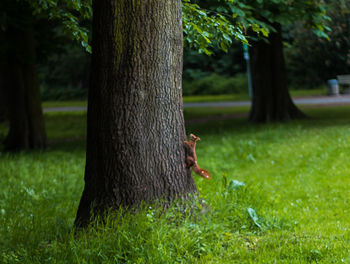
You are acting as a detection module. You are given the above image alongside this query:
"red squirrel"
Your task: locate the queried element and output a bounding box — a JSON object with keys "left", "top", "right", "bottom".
{"left": 184, "top": 134, "right": 211, "bottom": 180}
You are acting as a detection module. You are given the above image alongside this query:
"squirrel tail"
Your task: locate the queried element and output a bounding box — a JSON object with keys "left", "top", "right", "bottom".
{"left": 192, "top": 164, "right": 211, "bottom": 180}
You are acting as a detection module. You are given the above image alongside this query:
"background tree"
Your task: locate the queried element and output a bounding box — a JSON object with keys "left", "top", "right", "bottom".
{"left": 0, "top": 0, "right": 91, "bottom": 150}
{"left": 244, "top": 0, "right": 330, "bottom": 122}
{"left": 0, "top": 65, "right": 8, "bottom": 123}
{"left": 248, "top": 22, "right": 306, "bottom": 122}
{"left": 0, "top": 1, "right": 47, "bottom": 150}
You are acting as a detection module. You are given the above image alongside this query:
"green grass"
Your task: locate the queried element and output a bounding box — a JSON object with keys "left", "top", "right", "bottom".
{"left": 184, "top": 106, "right": 249, "bottom": 121}
{"left": 182, "top": 89, "right": 325, "bottom": 103}
{"left": 1, "top": 105, "right": 350, "bottom": 263}
{"left": 290, "top": 88, "right": 326, "bottom": 97}
{"left": 183, "top": 94, "right": 251, "bottom": 103}
{"left": 41, "top": 88, "right": 326, "bottom": 107}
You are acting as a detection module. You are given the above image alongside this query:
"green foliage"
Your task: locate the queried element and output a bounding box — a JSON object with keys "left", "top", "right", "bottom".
{"left": 2, "top": 0, "right": 331, "bottom": 57}
{"left": 182, "top": 0, "right": 269, "bottom": 54}
{"left": 285, "top": 1, "right": 350, "bottom": 89}
{"left": 182, "top": 44, "right": 247, "bottom": 98}
{"left": 41, "top": 86, "right": 87, "bottom": 101}
{"left": 39, "top": 43, "right": 90, "bottom": 100}
{"left": 183, "top": 45, "right": 245, "bottom": 81}
{"left": 243, "top": 0, "right": 330, "bottom": 28}
{"left": 247, "top": 0, "right": 330, "bottom": 37}
{"left": 183, "top": 73, "right": 248, "bottom": 96}
{"left": 182, "top": 0, "right": 331, "bottom": 55}
{"left": 11, "top": 0, "right": 92, "bottom": 52}
{"left": 6, "top": 0, "right": 263, "bottom": 55}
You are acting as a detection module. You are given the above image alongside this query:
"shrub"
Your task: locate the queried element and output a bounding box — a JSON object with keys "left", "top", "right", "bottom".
{"left": 41, "top": 85, "right": 88, "bottom": 101}
{"left": 183, "top": 73, "right": 248, "bottom": 96}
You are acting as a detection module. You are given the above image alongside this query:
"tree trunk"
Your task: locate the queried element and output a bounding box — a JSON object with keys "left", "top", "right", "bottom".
{"left": 248, "top": 23, "right": 306, "bottom": 123}
{"left": 0, "top": 66, "right": 8, "bottom": 122}
{"left": 75, "top": 0, "right": 197, "bottom": 227}
{"left": 3, "top": 26, "right": 47, "bottom": 150}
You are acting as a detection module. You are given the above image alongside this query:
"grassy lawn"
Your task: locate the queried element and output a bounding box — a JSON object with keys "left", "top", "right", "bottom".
{"left": 183, "top": 88, "right": 326, "bottom": 103}
{"left": 183, "top": 93, "right": 251, "bottom": 103}
{"left": 290, "top": 88, "right": 326, "bottom": 97}
{"left": 183, "top": 89, "right": 326, "bottom": 103}
{"left": 1, "top": 105, "right": 350, "bottom": 263}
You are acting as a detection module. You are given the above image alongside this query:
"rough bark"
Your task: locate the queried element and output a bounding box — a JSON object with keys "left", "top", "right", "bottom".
{"left": 3, "top": 26, "right": 47, "bottom": 150}
{"left": 248, "top": 23, "right": 306, "bottom": 123}
{"left": 75, "top": 0, "right": 196, "bottom": 227}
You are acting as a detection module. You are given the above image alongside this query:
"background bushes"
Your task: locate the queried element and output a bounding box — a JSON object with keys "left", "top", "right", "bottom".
{"left": 183, "top": 73, "right": 248, "bottom": 96}
{"left": 38, "top": 5, "right": 350, "bottom": 101}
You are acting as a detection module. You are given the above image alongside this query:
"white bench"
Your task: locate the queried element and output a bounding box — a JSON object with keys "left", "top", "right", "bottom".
{"left": 337, "top": 75, "right": 350, "bottom": 94}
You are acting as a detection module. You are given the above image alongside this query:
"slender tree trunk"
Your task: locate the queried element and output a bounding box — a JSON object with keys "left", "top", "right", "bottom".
{"left": 75, "top": 0, "right": 196, "bottom": 227}
{"left": 3, "top": 26, "right": 46, "bottom": 150}
{"left": 248, "top": 23, "right": 306, "bottom": 123}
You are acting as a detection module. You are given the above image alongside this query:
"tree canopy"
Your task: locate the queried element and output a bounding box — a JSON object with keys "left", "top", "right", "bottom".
{"left": 1, "top": 0, "right": 268, "bottom": 54}
{"left": 0, "top": 0, "right": 92, "bottom": 52}
{"left": 1, "top": 0, "right": 332, "bottom": 55}
{"left": 182, "top": 0, "right": 331, "bottom": 56}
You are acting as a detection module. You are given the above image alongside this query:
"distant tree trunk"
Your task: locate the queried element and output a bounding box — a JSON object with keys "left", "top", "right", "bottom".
{"left": 3, "top": 26, "right": 46, "bottom": 150}
{"left": 75, "top": 0, "right": 196, "bottom": 227}
{"left": 248, "top": 23, "right": 306, "bottom": 122}
{"left": 0, "top": 67, "right": 8, "bottom": 122}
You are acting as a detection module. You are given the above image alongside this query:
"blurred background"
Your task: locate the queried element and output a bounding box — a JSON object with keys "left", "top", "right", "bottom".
{"left": 33, "top": 5, "right": 349, "bottom": 101}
